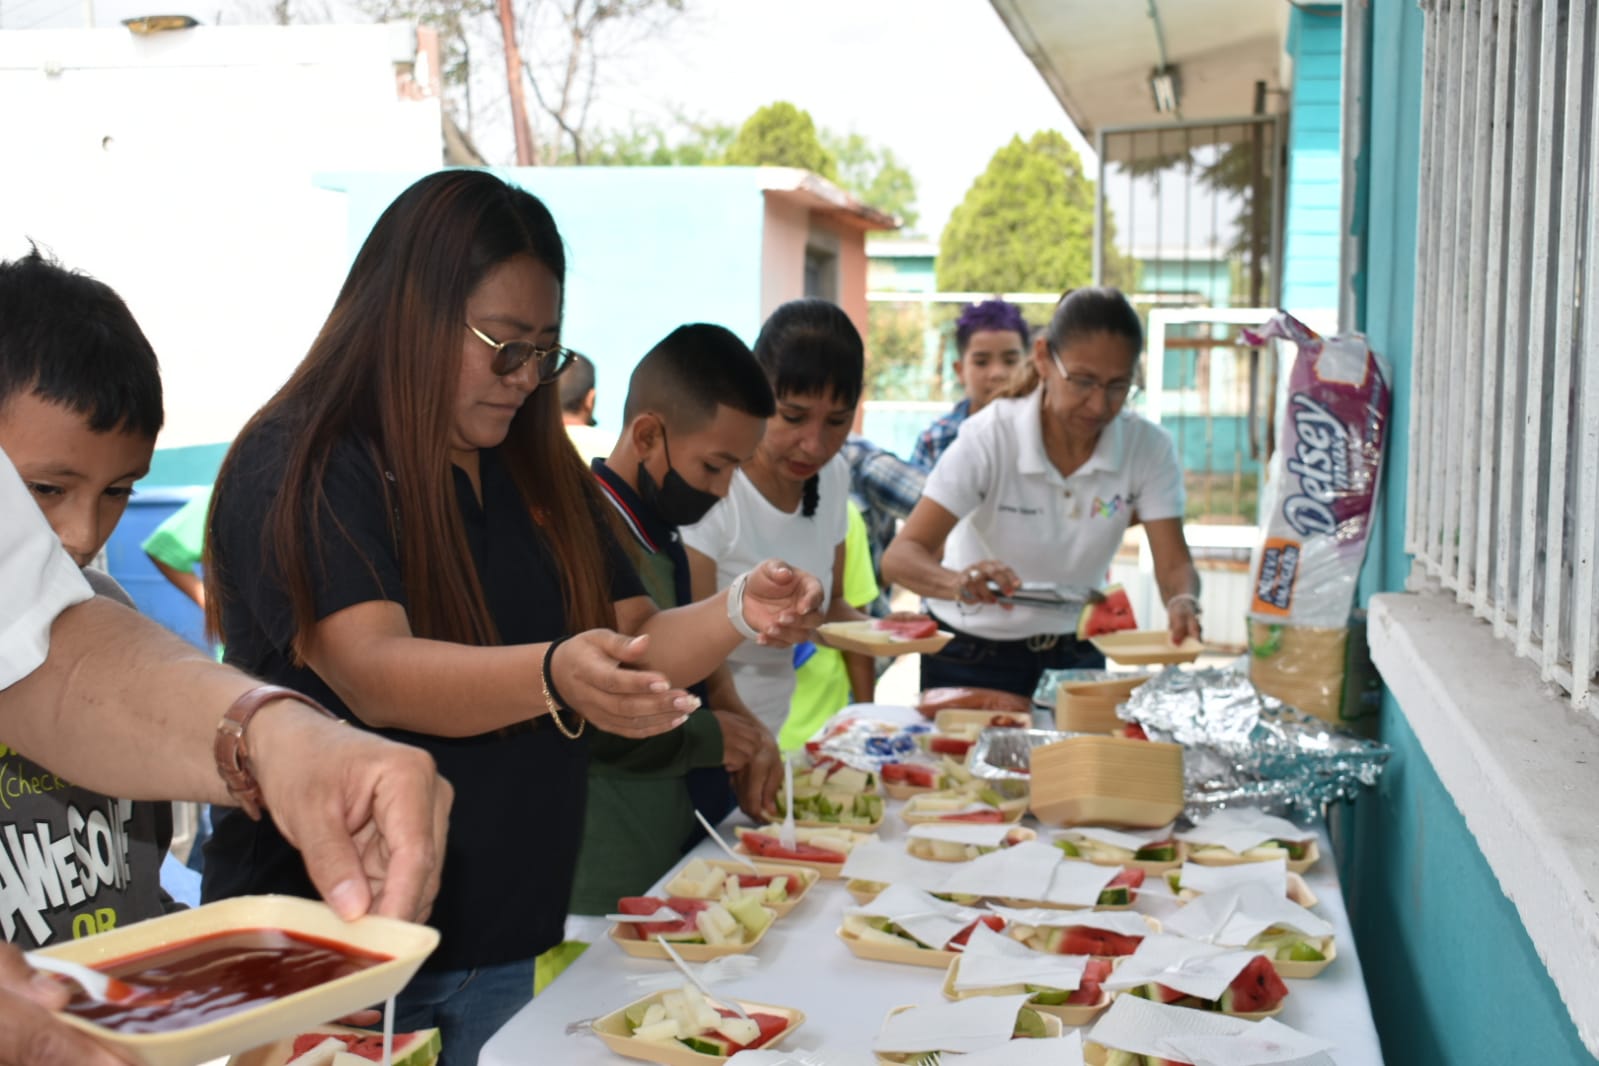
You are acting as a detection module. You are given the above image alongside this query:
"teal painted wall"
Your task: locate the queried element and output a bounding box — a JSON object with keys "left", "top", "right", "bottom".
{"left": 1341, "top": 2, "right": 1598, "bottom": 1062}
{"left": 1282, "top": 6, "right": 1343, "bottom": 315}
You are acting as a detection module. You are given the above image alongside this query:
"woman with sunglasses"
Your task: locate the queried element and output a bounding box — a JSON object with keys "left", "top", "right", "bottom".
{"left": 882, "top": 287, "right": 1201, "bottom": 699}
{"left": 200, "top": 170, "right": 823, "bottom": 1065}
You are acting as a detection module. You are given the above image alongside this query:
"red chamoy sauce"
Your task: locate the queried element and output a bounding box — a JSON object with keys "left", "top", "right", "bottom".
{"left": 62, "top": 928, "right": 391, "bottom": 1034}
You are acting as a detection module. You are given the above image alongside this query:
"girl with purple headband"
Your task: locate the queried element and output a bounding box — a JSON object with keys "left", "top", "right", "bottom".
{"left": 911, "top": 298, "right": 1030, "bottom": 470}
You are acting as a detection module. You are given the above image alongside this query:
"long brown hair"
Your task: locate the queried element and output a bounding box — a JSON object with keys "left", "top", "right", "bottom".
{"left": 205, "top": 169, "right": 616, "bottom": 659}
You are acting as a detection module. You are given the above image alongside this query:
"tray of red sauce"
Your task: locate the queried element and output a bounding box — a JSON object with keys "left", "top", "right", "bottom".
{"left": 33, "top": 895, "right": 438, "bottom": 1066}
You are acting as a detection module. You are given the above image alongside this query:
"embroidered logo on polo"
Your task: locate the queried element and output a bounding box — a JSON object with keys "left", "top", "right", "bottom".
{"left": 1090, "top": 494, "right": 1126, "bottom": 518}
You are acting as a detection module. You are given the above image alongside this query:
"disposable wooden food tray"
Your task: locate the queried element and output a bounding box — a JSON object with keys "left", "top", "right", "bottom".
{"left": 873, "top": 1004, "right": 1062, "bottom": 1064}
{"left": 1187, "top": 838, "right": 1321, "bottom": 875}
{"left": 835, "top": 926, "right": 960, "bottom": 970}
{"left": 818, "top": 621, "right": 954, "bottom": 657}
{"left": 1029, "top": 736, "right": 1185, "bottom": 828}
{"left": 608, "top": 909, "right": 776, "bottom": 961}
{"left": 940, "top": 955, "right": 1115, "bottom": 1027}
{"left": 901, "top": 792, "right": 1028, "bottom": 825}
{"left": 591, "top": 989, "right": 805, "bottom": 1065}
{"left": 36, "top": 895, "right": 439, "bottom": 1066}
{"left": 1057, "top": 836, "right": 1188, "bottom": 874}
{"left": 1272, "top": 935, "right": 1337, "bottom": 979}
{"left": 1089, "top": 630, "right": 1205, "bottom": 665}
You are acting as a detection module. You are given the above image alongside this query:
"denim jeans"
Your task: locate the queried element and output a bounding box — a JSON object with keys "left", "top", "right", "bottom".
{"left": 388, "top": 957, "right": 535, "bottom": 1066}
{"left": 920, "top": 621, "right": 1106, "bottom": 699}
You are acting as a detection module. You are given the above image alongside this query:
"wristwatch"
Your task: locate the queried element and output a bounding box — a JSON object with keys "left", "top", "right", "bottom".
{"left": 213, "top": 685, "right": 338, "bottom": 821}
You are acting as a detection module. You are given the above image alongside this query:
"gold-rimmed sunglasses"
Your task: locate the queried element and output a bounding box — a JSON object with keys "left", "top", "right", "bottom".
{"left": 466, "top": 323, "right": 577, "bottom": 383}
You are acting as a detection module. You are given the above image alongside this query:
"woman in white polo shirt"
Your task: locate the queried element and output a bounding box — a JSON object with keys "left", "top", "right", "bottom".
{"left": 882, "top": 287, "right": 1202, "bottom": 697}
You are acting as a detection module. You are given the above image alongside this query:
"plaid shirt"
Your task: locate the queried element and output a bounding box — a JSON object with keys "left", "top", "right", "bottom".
{"left": 841, "top": 436, "right": 926, "bottom": 615}
{"left": 911, "top": 398, "right": 971, "bottom": 471}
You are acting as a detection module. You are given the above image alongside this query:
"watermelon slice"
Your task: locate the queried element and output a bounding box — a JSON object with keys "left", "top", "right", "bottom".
{"left": 881, "top": 763, "right": 938, "bottom": 788}
{"left": 284, "top": 1028, "right": 440, "bottom": 1066}
{"left": 1064, "top": 957, "right": 1114, "bottom": 1004}
{"left": 616, "top": 895, "right": 708, "bottom": 938}
{"left": 739, "top": 832, "right": 846, "bottom": 864}
{"left": 1059, "top": 926, "right": 1144, "bottom": 957}
{"left": 937, "top": 808, "right": 1006, "bottom": 823}
{"left": 1095, "top": 867, "right": 1146, "bottom": 906}
{"left": 873, "top": 615, "right": 939, "bottom": 640}
{"left": 928, "top": 735, "right": 974, "bottom": 756}
{"left": 946, "top": 914, "right": 1006, "bottom": 949}
{"left": 1219, "top": 955, "right": 1290, "bottom": 1014}
{"left": 1076, "top": 584, "right": 1137, "bottom": 640}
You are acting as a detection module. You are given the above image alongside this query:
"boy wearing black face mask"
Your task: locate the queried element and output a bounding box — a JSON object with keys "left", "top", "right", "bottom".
{"left": 569, "top": 324, "right": 781, "bottom": 917}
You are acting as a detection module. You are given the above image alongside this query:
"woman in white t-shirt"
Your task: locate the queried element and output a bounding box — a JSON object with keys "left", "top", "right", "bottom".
{"left": 882, "top": 287, "right": 1202, "bottom": 698}
{"left": 683, "top": 300, "right": 872, "bottom": 736}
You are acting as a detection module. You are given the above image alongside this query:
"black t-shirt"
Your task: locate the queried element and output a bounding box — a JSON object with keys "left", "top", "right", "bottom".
{"left": 201, "top": 423, "right": 644, "bottom": 971}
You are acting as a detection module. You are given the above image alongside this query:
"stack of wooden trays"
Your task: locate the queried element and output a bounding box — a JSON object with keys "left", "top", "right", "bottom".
{"left": 1054, "top": 674, "right": 1151, "bottom": 733}
{"left": 1028, "top": 735, "right": 1184, "bottom": 828}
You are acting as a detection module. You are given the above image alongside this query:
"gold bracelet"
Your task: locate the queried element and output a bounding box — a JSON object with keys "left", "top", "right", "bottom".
{"left": 541, "top": 638, "right": 585, "bottom": 740}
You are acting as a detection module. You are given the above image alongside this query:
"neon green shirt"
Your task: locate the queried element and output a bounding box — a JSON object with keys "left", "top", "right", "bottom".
{"left": 781, "top": 503, "right": 878, "bottom": 752}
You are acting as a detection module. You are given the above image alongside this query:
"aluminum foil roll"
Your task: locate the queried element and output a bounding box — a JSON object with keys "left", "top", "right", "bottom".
{"left": 1119, "top": 665, "right": 1390, "bottom": 818}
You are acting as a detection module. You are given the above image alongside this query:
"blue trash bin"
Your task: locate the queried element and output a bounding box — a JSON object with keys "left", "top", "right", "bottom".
{"left": 102, "top": 485, "right": 214, "bottom": 656}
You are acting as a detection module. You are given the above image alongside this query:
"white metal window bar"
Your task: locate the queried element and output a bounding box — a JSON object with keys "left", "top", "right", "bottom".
{"left": 1407, "top": 0, "right": 1599, "bottom": 708}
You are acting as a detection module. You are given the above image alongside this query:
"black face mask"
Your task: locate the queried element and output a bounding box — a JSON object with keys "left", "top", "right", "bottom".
{"left": 638, "top": 427, "right": 720, "bottom": 528}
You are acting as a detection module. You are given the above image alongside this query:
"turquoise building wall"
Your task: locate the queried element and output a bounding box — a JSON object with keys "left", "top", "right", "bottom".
{"left": 1282, "top": 6, "right": 1343, "bottom": 315}
{"left": 1339, "top": 1, "right": 1598, "bottom": 1061}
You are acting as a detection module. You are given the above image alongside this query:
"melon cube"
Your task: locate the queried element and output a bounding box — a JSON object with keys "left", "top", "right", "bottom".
{"left": 633, "top": 1017, "right": 681, "bottom": 1044}
{"left": 716, "top": 1017, "right": 761, "bottom": 1047}
{"left": 829, "top": 767, "right": 870, "bottom": 793}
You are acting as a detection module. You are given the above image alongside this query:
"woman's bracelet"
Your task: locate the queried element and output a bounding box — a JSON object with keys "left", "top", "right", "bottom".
{"left": 1166, "top": 592, "right": 1203, "bottom": 616}
{"left": 540, "top": 637, "right": 585, "bottom": 740}
{"left": 726, "top": 570, "right": 764, "bottom": 642}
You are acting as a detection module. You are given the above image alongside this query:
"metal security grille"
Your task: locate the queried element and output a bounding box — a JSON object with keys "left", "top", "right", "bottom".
{"left": 1408, "top": 0, "right": 1599, "bottom": 707}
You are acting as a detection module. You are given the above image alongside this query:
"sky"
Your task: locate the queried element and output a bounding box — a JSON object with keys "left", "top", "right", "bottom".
{"left": 14, "top": 0, "right": 1093, "bottom": 239}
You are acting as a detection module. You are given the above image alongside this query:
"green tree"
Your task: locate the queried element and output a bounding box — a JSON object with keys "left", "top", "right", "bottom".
{"left": 723, "top": 102, "right": 837, "bottom": 180}
{"left": 577, "top": 115, "right": 736, "bottom": 165}
{"left": 822, "top": 130, "right": 918, "bottom": 229}
{"left": 938, "top": 130, "right": 1131, "bottom": 294}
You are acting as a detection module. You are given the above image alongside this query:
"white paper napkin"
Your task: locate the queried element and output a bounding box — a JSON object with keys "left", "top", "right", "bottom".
{"left": 841, "top": 839, "right": 961, "bottom": 892}
{"left": 1039, "top": 858, "right": 1120, "bottom": 907}
{"left": 1102, "top": 934, "right": 1265, "bottom": 1002}
{"left": 871, "top": 994, "right": 1032, "bottom": 1054}
{"left": 1175, "top": 858, "right": 1289, "bottom": 897}
{"left": 1164, "top": 882, "right": 1333, "bottom": 946}
{"left": 1161, "top": 1018, "right": 1337, "bottom": 1066}
{"left": 987, "top": 905, "right": 1152, "bottom": 937}
{"left": 907, "top": 822, "right": 1017, "bottom": 847}
{"left": 941, "top": 1029, "right": 1085, "bottom": 1065}
{"left": 1060, "top": 823, "right": 1176, "bottom": 851}
{"left": 952, "top": 924, "right": 1091, "bottom": 991}
{"left": 845, "top": 884, "right": 983, "bottom": 950}
{"left": 938, "top": 841, "right": 1062, "bottom": 899}
{"left": 1177, "top": 808, "right": 1314, "bottom": 854}
{"left": 1089, "top": 995, "right": 1256, "bottom": 1056}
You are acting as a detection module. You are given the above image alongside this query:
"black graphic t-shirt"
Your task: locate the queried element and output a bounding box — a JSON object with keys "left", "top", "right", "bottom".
{"left": 0, "top": 569, "right": 176, "bottom": 948}
{"left": 201, "top": 425, "right": 643, "bottom": 971}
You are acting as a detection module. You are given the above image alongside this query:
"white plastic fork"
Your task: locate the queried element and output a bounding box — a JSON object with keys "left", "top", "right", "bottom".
{"left": 25, "top": 953, "right": 130, "bottom": 1002}
{"left": 693, "top": 808, "right": 759, "bottom": 870}
{"left": 779, "top": 757, "right": 798, "bottom": 850}
{"left": 655, "top": 937, "right": 753, "bottom": 1023}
